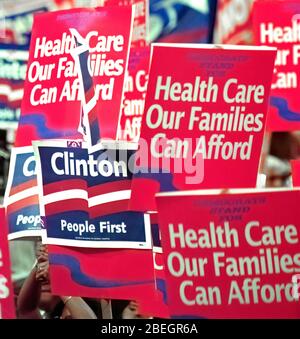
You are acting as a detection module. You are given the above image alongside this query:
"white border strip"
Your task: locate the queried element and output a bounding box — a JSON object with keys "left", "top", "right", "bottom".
{"left": 153, "top": 246, "right": 163, "bottom": 254}
{"left": 43, "top": 190, "right": 88, "bottom": 205}
{"left": 144, "top": 213, "right": 152, "bottom": 249}
{"left": 115, "top": 4, "right": 135, "bottom": 143}
{"left": 33, "top": 141, "right": 45, "bottom": 217}
{"left": 5, "top": 187, "right": 39, "bottom": 205}
{"left": 33, "top": 138, "right": 138, "bottom": 151}
{"left": 152, "top": 42, "right": 277, "bottom": 51}
{"left": 89, "top": 190, "right": 131, "bottom": 207}
{"left": 8, "top": 229, "right": 42, "bottom": 240}
{"left": 44, "top": 238, "right": 151, "bottom": 249}
{"left": 0, "top": 49, "right": 28, "bottom": 60}
{"left": 0, "top": 85, "right": 23, "bottom": 101}
{"left": 156, "top": 187, "right": 300, "bottom": 197}
{"left": 0, "top": 121, "right": 18, "bottom": 129}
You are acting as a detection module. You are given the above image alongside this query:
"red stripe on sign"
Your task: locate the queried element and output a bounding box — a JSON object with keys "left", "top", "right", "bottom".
{"left": 7, "top": 195, "right": 39, "bottom": 214}
{"left": 10, "top": 178, "right": 37, "bottom": 196}
{"left": 44, "top": 179, "right": 87, "bottom": 195}
{"left": 45, "top": 199, "right": 88, "bottom": 215}
{"left": 88, "top": 180, "right": 132, "bottom": 198}
{"left": 89, "top": 199, "right": 130, "bottom": 218}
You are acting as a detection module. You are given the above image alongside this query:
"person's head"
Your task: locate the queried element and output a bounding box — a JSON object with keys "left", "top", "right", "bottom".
{"left": 60, "top": 298, "right": 100, "bottom": 319}
{"left": 265, "top": 155, "right": 291, "bottom": 187}
{"left": 122, "top": 301, "right": 151, "bottom": 319}
{"left": 39, "top": 282, "right": 61, "bottom": 313}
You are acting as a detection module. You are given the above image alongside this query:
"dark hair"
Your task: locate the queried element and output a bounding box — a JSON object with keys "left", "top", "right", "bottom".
{"left": 83, "top": 298, "right": 102, "bottom": 319}
{"left": 111, "top": 300, "right": 131, "bottom": 319}
{"left": 270, "top": 132, "right": 298, "bottom": 160}
{"left": 49, "top": 300, "right": 65, "bottom": 319}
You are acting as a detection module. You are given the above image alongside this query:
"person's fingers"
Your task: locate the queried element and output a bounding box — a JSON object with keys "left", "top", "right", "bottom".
{"left": 36, "top": 269, "right": 49, "bottom": 281}
{"left": 38, "top": 260, "right": 49, "bottom": 268}
{"left": 35, "top": 261, "right": 49, "bottom": 280}
{"left": 36, "top": 272, "right": 45, "bottom": 281}
{"left": 37, "top": 244, "right": 48, "bottom": 257}
{"left": 37, "top": 253, "right": 49, "bottom": 263}
{"left": 37, "top": 262, "right": 47, "bottom": 271}
{"left": 40, "top": 245, "right": 48, "bottom": 253}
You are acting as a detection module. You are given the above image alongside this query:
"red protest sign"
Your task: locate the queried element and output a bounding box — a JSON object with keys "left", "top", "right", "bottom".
{"left": 15, "top": 6, "right": 133, "bottom": 148}
{"left": 117, "top": 46, "right": 150, "bottom": 142}
{"left": 138, "top": 212, "right": 170, "bottom": 318}
{"left": 156, "top": 189, "right": 300, "bottom": 319}
{"left": 48, "top": 245, "right": 156, "bottom": 300}
{"left": 253, "top": 0, "right": 300, "bottom": 131}
{"left": 214, "top": 0, "right": 254, "bottom": 45}
{"left": 130, "top": 43, "right": 276, "bottom": 212}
